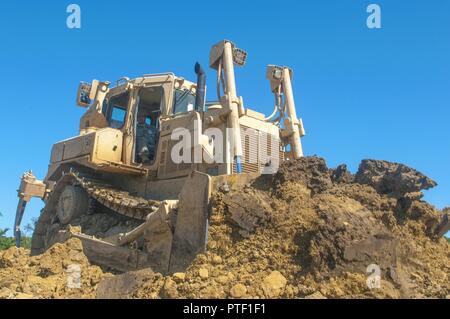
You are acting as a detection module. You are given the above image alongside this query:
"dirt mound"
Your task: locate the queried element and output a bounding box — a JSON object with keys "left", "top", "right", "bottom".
{"left": 95, "top": 157, "right": 448, "bottom": 299}
{"left": 0, "top": 238, "right": 106, "bottom": 299}
{"left": 1, "top": 157, "right": 448, "bottom": 299}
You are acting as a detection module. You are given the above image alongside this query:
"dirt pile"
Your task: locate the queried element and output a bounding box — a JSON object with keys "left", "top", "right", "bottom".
{"left": 0, "top": 238, "right": 107, "bottom": 299}
{"left": 1, "top": 157, "right": 448, "bottom": 299}
{"left": 96, "top": 157, "right": 449, "bottom": 299}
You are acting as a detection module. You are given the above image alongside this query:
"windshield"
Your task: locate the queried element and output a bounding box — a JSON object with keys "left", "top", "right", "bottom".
{"left": 173, "top": 89, "right": 196, "bottom": 114}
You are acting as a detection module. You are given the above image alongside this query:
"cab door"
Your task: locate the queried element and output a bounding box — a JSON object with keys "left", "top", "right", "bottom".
{"left": 156, "top": 88, "right": 199, "bottom": 180}
{"left": 133, "top": 86, "right": 166, "bottom": 165}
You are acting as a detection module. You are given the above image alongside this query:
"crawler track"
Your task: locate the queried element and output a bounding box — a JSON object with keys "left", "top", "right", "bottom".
{"left": 31, "top": 169, "right": 161, "bottom": 255}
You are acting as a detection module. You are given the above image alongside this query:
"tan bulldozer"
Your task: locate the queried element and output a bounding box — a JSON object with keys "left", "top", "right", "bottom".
{"left": 14, "top": 40, "right": 306, "bottom": 274}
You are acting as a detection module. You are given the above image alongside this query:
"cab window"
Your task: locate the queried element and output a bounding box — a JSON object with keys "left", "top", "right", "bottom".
{"left": 111, "top": 107, "right": 127, "bottom": 129}
{"left": 105, "top": 91, "right": 130, "bottom": 129}
{"left": 173, "top": 89, "right": 195, "bottom": 114}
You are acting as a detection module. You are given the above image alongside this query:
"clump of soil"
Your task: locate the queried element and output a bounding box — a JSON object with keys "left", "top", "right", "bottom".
{"left": 355, "top": 159, "right": 437, "bottom": 198}
{"left": 1, "top": 157, "right": 449, "bottom": 299}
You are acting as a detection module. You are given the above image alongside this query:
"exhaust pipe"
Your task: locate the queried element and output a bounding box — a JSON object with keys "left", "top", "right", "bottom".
{"left": 194, "top": 62, "right": 206, "bottom": 112}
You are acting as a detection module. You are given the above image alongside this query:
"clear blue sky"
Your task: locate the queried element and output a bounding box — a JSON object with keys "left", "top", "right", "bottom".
{"left": 0, "top": 1, "right": 449, "bottom": 236}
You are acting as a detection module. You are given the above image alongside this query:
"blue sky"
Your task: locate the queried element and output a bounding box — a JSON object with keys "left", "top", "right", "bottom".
{"left": 0, "top": 1, "right": 449, "bottom": 235}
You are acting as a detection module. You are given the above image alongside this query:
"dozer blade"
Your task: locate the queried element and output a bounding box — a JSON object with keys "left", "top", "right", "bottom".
{"left": 168, "top": 171, "right": 211, "bottom": 273}
{"left": 35, "top": 170, "right": 212, "bottom": 274}
{"left": 51, "top": 229, "right": 152, "bottom": 273}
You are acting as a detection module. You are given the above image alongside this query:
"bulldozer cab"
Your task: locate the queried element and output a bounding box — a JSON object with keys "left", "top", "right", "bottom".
{"left": 100, "top": 84, "right": 162, "bottom": 165}
{"left": 95, "top": 75, "right": 199, "bottom": 174}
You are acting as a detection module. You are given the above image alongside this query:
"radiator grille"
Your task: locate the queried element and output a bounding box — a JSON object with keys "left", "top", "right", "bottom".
{"left": 233, "top": 125, "right": 284, "bottom": 174}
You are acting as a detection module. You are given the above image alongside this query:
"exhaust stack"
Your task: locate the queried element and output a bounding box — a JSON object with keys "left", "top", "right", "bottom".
{"left": 194, "top": 62, "right": 206, "bottom": 111}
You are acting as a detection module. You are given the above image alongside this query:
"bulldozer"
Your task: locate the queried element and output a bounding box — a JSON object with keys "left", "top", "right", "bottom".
{"left": 14, "top": 40, "right": 306, "bottom": 274}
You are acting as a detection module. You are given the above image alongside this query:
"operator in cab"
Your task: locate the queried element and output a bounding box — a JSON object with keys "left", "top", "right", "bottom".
{"left": 136, "top": 112, "right": 157, "bottom": 164}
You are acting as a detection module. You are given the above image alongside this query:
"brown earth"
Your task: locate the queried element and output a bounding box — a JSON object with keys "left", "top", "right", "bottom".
{"left": 0, "top": 238, "right": 106, "bottom": 299}
{"left": 1, "top": 157, "right": 449, "bottom": 299}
